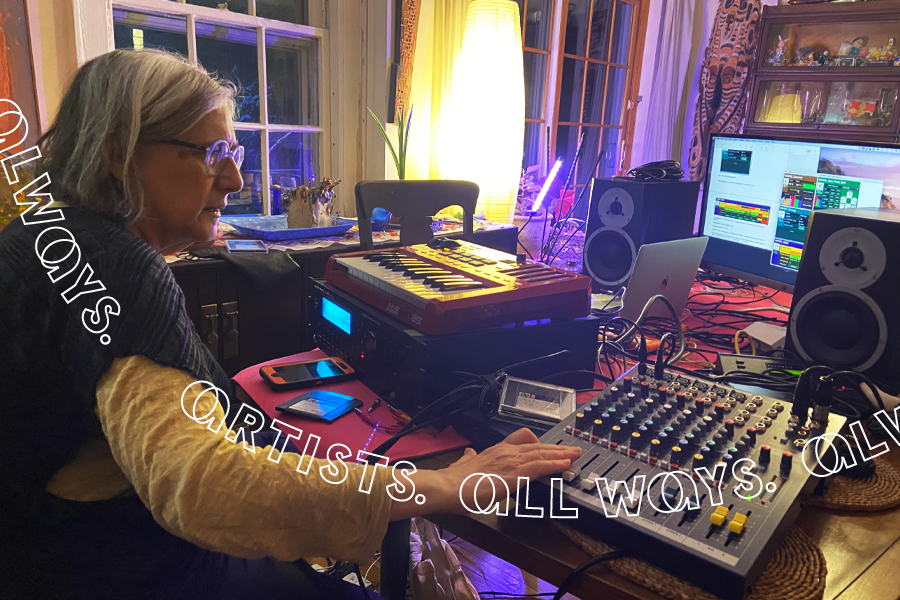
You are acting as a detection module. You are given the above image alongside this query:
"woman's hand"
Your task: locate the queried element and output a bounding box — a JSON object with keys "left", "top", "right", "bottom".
{"left": 390, "top": 429, "right": 581, "bottom": 520}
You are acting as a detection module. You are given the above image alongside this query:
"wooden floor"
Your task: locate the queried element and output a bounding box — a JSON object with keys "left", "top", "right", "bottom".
{"left": 312, "top": 520, "right": 579, "bottom": 599}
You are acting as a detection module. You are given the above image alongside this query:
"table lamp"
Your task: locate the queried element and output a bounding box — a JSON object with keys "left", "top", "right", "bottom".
{"left": 444, "top": 0, "right": 525, "bottom": 224}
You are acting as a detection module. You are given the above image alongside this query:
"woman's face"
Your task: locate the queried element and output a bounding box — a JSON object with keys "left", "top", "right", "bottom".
{"left": 129, "top": 107, "right": 243, "bottom": 253}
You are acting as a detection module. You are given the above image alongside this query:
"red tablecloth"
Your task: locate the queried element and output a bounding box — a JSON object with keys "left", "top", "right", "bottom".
{"left": 234, "top": 349, "right": 472, "bottom": 462}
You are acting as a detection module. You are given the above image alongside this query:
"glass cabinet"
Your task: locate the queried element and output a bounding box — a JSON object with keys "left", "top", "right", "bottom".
{"left": 747, "top": 2, "right": 900, "bottom": 143}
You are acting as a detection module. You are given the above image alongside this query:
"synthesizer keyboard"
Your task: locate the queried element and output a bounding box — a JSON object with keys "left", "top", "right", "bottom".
{"left": 323, "top": 241, "right": 591, "bottom": 334}
{"left": 535, "top": 364, "right": 846, "bottom": 600}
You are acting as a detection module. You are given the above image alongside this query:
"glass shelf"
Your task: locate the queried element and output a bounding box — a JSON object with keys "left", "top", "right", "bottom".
{"left": 753, "top": 80, "right": 898, "bottom": 128}
{"left": 763, "top": 20, "right": 900, "bottom": 68}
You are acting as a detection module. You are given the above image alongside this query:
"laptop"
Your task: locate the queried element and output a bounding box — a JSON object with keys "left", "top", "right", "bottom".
{"left": 590, "top": 237, "right": 709, "bottom": 321}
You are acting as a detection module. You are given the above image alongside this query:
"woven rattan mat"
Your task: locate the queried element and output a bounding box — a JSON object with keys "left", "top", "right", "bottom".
{"left": 804, "top": 456, "right": 900, "bottom": 512}
{"left": 553, "top": 523, "right": 825, "bottom": 600}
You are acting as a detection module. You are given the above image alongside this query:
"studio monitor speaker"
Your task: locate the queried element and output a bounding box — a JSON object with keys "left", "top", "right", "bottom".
{"left": 786, "top": 208, "right": 900, "bottom": 392}
{"left": 583, "top": 178, "right": 700, "bottom": 291}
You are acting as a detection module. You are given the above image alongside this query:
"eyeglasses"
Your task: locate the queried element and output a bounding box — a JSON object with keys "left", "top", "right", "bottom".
{"left": 162, "top": 139, "right": 245, "bottom": 176}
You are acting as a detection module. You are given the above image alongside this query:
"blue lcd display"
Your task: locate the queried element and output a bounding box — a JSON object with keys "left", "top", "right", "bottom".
{"left": 322, "top": 298, "right": 351, "bottom": 334}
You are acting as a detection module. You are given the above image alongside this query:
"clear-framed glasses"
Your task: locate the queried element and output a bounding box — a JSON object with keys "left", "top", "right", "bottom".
{"left": 162, "top": 139, "right": 245, "bottom": 176}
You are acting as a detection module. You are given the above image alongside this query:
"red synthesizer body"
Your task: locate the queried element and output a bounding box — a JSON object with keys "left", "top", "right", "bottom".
{"left": 322, "top": 240, "right": 592, "bottom": 335}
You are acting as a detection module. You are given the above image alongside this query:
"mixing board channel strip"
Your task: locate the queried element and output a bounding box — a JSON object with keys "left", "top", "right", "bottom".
{"left": 534, "top": 365, "right": 846, "bottom": 600}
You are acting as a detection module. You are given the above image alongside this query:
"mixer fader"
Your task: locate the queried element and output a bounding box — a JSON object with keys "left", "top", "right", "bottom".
{"left": 535, "top": 364, "right": 846, "bottom": 600}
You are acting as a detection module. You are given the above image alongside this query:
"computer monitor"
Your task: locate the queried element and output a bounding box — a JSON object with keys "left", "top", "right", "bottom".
{"left": 699, "top": 134, "right": 900, "bottom": 291}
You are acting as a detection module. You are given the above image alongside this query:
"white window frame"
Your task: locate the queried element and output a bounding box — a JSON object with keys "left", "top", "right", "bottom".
{"left": 72, "top": 0, "right": 330, "bottom": 215}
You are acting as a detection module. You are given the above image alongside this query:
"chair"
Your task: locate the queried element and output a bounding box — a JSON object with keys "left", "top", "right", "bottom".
{"left": 354, "top": 180, "right": 479, "bottom": 251}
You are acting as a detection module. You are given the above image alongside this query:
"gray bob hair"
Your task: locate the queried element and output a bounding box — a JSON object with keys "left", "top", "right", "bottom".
{"left": 37, "top": 49, "right": 237, "bottom": 224}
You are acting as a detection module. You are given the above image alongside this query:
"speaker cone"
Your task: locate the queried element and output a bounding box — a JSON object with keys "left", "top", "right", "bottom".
{"left": 790, "top": 286, "right": 887, "bottom": 371}
{"left": 819, "top": 227, "right": 886, "bottom": 289}
{"left": 596, "top": 187, "right": 635, "bottom": 228}
{"left": 583, "top": 227, "right": 637, "bottom": 287}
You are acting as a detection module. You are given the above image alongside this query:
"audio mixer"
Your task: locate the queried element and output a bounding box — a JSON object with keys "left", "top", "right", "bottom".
{"left": 535, "top": 364, "right": 846, "bottom": 600}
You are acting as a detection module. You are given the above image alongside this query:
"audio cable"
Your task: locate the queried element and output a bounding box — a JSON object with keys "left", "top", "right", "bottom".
{"left": 623, "top": 160, "right": 684, "bottom": 181}
{"left": 551, "top": 550, "right": 629, "bottom": 600}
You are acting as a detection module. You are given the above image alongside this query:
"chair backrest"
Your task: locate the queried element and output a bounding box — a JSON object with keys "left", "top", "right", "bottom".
{"left": 355, "top": 180, "right": 479, "bottom": 251}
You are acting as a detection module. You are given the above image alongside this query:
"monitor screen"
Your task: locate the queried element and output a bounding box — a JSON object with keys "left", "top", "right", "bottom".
{"left": 699, "top": 134, "right": 900, "bottom": 289}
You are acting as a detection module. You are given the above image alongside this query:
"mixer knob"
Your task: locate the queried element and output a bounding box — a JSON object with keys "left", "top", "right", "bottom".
{"left": 662, "top": 403, "right": 674, "bottom": 417}
{"left": 608, "top": 386, "right": 621, "bottom": 401}
{"left": 611, "top": 426, "right": 626, "bottom": 443}
{"left": 683, "top": 433, "right": 696, "bottom": 450}
{"left": 675, "top": 392, "right": 687, "bottom": 408}
{"left": 670, "top": 445, "right": 683, "bottom": 468}
{"left": 644, "top": 419, "right": 655, "bottom": 430}
{"left": 701, "top": 415, "right": 715, "bottom": 432}
{"left": 622, "top": 376, "right": 633, "bottom": 392}
{"left": 631, "top": 431, "right": 647, "bottom": 451}
{"left": 781, "top": 451, "right": 793, "bottom": 474}
{"left": 725, "top": 419, "right": 735, "bottom": 438}
{"left": 746, "top": 427, "right": 757, "bottom": 444}
{"left": 643, "top": 398, "right": 655, "bottom": 414}
{"left": 625, "top": 392, "right": 638, "bottom": 407}
{"left": 681, "top": 409, "right": 693, "bottom": 422}
{"left": 649, "top": 438, "right": 663, "bottom": 458}
{"left": 721, "top": 454, "right": 735, "bottom": 478}
{"left": 703, "top": 399, "right": 715, "bottom": 413}
{"left": 574, "top": 412, "right": 586, "bottom": 429}
{"left": 640, "top": 381, "right": 650, "bottom": 398}
{"left": 664, "top": 426, "right": 675, "bottom": 437}
{"left": 693, "top": 453, "right": 706, "bottom": 469}
{"left": 657, "top": 386, "right": 668, "bottom": 399}
{"left": 714, "top": 403, "right": 726, "bottom": 420}
{"left": 657, "top": 432, "right": 669, "bottom": 449}
{"left": 583, "top": 406, "right": 594, "bottom": 425}
{"left": 626, "top": 414, "right": 636, "bottom": 430}
{"left": 759, "top": 445, "right": 771, "bottom": 465}
{"left": 735, "top": 441, "right": 747, "bottom": 457}
{"left": 690, "top": 427, "right": 702, "bottom": 437}
{"left": 619, "top": 418, "right": 630, "bottom": 434}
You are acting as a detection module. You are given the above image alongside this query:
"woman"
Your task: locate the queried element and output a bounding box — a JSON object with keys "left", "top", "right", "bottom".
{"left": 0, "top": 50, "right": 580, "bottom": 599}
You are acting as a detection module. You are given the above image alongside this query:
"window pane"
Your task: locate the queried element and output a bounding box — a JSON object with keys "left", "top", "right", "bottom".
{"left": 524, "top": 0, "right": 553, "bottom": 51}
{"left": 197, "top": 22, "right": 260, "bottom": 123}
{"left": 558, "top": 58, "right": 585, "bottom": 123}
{"left": 258, "top": 0, "right": 308, "bottom": 25}
{"left": 224, "top": 129, "right": 262, "bottom": 215}
{"left": 604, "top": 66, "right": 628, "bottom": 125}
{"left": 555, "top": 125, "right": 581, "bottom": 173}
{"left": 113, "top": 10, "right": 188, "bottom": 55}
{"left": 588, "top": 0, "right": 612, "bottom": 62}
{"left": 524, "top": 122, "right": 545, "bottom": 170}
{"left": 525, "top": 51, "right": 548, "bottom": 120}
{"left": 266, "top": 32, "right": 319, "bottom": 126}
{"left": 599, "top": 128, "right": 621, "bottom": 178}
{"left": 269, "top": 132, "right": 321, "bottom": 216}
{"left": 577, "top": 126, "right": 602, "bottom": 184}
{"left": 582, "top": 63, "right": 606, "bottom": 124}
{"left": 563, "top": 0, "right": 591, "bottom": 56}
{"left": 610, "top": 1, "right": 634, "bottom": 64}
{"left": 187, "top": 0, "right": 249, "bottom": 14}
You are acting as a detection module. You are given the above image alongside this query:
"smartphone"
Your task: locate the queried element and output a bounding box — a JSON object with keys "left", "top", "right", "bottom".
{"left": 226, "top": 239, "right": 268, "bottom": 253}
{"left": 275, "top": 390, "right": 362, "bottom": 423}
{"left": 259, "top": 356, "right": 355, "bottom": 391}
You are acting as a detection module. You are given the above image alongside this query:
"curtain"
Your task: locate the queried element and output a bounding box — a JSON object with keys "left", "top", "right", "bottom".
{"left": 687, "top": 0, "right": 762, "bottom": 181}
{"left": 641, "top": 0, "right": 697, "bottom": 164}
{"left": 404, "top": 0, "right": 472, "bottom": 180}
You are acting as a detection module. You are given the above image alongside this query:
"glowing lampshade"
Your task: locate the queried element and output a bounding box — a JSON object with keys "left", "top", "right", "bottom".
{"left": 443, "top": 0, "right": 524, "bottom": 223}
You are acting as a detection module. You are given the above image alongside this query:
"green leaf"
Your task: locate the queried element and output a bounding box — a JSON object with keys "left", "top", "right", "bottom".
{"left": 368, "top": 107, "right": 400, "bottom": 178}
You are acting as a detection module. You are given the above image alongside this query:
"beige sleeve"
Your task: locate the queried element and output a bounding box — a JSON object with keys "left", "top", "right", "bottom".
{"left": 95, "top": 355, "right": 393, "bottom": 563}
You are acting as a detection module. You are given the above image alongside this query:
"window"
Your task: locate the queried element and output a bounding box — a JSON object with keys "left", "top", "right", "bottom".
{"left": 517, "top": 0, "right": 646, "bottom": 218}
{"left": 111, "top": 0, "right": 324, "bottom": 215}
